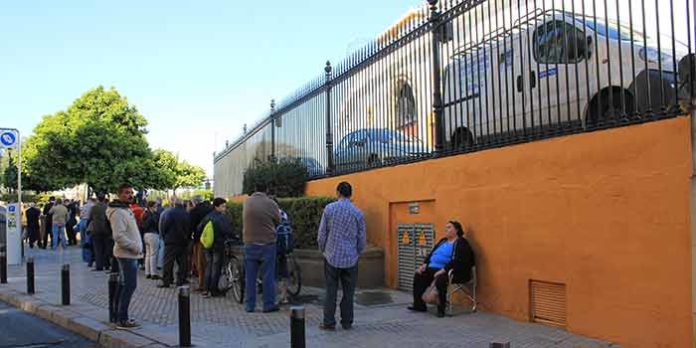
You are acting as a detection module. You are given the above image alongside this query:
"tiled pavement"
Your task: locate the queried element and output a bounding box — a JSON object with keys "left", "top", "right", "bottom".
{"left": 0, "top": 247, "right": 617, "bottom": 347}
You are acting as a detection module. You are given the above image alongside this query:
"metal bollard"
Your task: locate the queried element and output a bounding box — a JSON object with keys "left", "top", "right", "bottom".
{"left": 61, "top": 264, "right": 70, "bottom": 305}
{"left": 490, "top": 342, "right": 511, "bottom": 348}
{"left": 178, "top": 286, "right": 191, "bottom": 347}
{"left": 290, "top": 306, "right": 305, "bottom": 348}
{"left": 26, "top": 257, "right": 35, "bottom": 294}
{"left": 0, "top": 244, "right": 7, "bottom": 284}
{"left": 108, "top": 273, "right": 118, "bottom": 323}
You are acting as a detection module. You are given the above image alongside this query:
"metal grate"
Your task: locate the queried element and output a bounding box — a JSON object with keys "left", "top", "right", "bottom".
{"left": 397, "top": 223, "right": 434, "bottom": 291}
{"left": 530, "top": 280, "right": 567, "bottom": 327}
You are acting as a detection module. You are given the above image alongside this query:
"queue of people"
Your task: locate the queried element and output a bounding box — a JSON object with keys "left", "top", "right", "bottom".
{"left": 12, "top": 179, "right": 476, "bottom": 332}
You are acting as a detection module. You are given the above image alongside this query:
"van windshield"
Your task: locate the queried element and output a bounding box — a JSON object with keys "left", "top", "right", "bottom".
{"left": 575, "top": 17, "right": 647, "bottom": 42}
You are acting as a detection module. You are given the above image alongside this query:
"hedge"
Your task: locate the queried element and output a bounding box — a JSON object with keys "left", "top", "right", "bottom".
{"left": 242, "top": 158, "right": 308, "bottom": 197}
{"left": 225, "top": 196, "right": 335, "bottom": 249}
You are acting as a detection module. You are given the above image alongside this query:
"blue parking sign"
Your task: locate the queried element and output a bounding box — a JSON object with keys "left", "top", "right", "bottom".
{"left": 0, "top": 131, "right": 17, "bottom": 148}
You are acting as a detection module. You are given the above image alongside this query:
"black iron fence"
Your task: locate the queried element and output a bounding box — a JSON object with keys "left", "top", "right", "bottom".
{"left": 214, "top": 0, "right": 695, "bottom": 196}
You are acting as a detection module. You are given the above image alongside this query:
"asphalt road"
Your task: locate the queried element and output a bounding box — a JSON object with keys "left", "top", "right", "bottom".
{"left": 0, "top": 300, "right": 97, "bottom": 348}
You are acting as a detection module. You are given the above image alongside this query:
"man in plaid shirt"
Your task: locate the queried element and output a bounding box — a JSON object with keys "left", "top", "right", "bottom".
{"left": 317, "top": 181, "right": 366, "bottom": 330}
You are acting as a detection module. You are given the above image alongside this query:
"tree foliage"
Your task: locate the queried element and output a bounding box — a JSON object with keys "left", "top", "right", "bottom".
{"left": 23, "top": 87, "right": 153, "bottom": 192}
{"left": 151, "top": 149, "right": 206, "bottom": 192}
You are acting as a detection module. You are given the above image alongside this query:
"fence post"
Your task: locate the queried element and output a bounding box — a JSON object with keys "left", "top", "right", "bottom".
{"left": 325, "top": 61, "right": 335, "bottom": 175}
{"left": 270, "top": 99, "right": 277, "bottom": 161}
{"left": 61, "top": 264, "right": 70, "bottom": 305}
{"left": 489, "top": 342, "right": 511, "bottom": 348}
{"left": 26, "top": 257, "right": 34, "bottom": 294}
{"left": 178, "top": 285, "right": 191, "bottom": 347}
{"left": 108, "top": 273, "right": 118, "bottom": 323}
{"left": 428, "top": 0, "right": 445, "bottom": 154}
{"left": 290, "top": 306, "right": 305, "bottom": 348}
{"left": 0, "top": 244, "right": 7, "bottom": 284}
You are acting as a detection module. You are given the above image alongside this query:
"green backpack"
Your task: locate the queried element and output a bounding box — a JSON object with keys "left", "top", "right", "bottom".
{"left": 201, "top": 220, "right": 215, "bottom": 249}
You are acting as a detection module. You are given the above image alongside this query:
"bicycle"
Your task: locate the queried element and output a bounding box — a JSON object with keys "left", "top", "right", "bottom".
{"left": 218, "top": 239, "right": 302, "bottom": 304}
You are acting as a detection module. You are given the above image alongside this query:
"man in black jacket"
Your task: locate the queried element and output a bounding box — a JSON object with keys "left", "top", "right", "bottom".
{"left": 89, "top": 193, "right": 112, "bottom": 271}
{"left": 408, "top": 220, "right": 475, "bottom": 317}
{"left": 25, "top": 203, "right": 41, "bottom": 248}
{"left": 158, "top": 198, "right": 191, "bottom": 288}
{"left": 40, "top": 197, "right": 55, "bottom": 249}
{"left": 197, "top": 198, "right": 232, "bottom": 297}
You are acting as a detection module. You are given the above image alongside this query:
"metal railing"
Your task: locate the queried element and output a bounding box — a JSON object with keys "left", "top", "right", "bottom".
{"left": 214, "top": 0, "right": 695, "bottom": 196}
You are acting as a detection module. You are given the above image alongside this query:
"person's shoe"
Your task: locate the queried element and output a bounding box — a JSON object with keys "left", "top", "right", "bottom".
{"left": 157, "top": 283, "right": 171, "bottom": 288}
{"left": 436, "top": 309, "right": 446, "bottom": 318}
{"left": 116, "top": 319, "right": 140, "bottom": 330}
{"left": 262, "top": 306, "right": 280, "bottom": 313}
{"left": 341, "top": 323, "right": 353, "bottom": 330}
{"left": 201, "top": 292, "right": 211, "bottom": 298}
{"left": 151, "top": 275, "right": 161, "bottom": 280}
{"left": 146, "top": 275, "right": 152, "bottom": 279}
{"left": 407, "top": 305, "right": 427, "bottom": 312}
{"left": 318, "top": 323, "right": 336, "bottom": 331}
{"left": 245, "top": 307, "right": 255, "bottom": 313}
{"left": 92, "top": 268, "right": 103, "bottom": 272}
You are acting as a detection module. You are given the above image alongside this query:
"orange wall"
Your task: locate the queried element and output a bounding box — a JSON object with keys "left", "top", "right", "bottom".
{"left": 306, "top": 117, "right": 693, "bottom": 347}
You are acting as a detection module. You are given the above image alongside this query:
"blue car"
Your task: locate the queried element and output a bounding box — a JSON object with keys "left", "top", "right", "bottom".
{"left": 334, "top": 128, "right": 429, "bottom": 171}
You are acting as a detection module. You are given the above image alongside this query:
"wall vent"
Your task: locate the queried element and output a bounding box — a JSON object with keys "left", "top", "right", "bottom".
{"left": 530, "top": 280, "right": 567, "bottom": 327}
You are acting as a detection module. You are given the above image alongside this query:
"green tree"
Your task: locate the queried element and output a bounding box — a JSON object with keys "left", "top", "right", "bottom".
{"left": 23, "top": 86, "right": 155, "bottom": 192}
{"left": 150, "top": 149, "right": 206, "bottom": 194}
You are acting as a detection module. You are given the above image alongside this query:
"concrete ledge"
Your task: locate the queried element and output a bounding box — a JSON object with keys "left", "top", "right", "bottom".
{"left": 294, "top": 246, "right": 385, "bottom": 288}
{"left": 0, "top": 287, "right": 161, "bottom": 348}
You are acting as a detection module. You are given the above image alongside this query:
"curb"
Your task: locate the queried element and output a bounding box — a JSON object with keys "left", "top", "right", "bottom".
{"left": 0, "top": 287, "right": 166, "bottom": 348}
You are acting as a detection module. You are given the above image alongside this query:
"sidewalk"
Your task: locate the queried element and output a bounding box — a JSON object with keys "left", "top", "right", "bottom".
{"left": 0, "top": 247, "right": 615, "bottom": 347}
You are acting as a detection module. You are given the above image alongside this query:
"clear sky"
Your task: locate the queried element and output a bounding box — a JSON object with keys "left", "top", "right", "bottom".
{"left": 0, "top": 0, "right": 421, "bottom": 176}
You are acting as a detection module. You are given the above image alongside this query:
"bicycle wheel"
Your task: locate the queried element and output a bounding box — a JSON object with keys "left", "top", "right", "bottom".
{"left": 229, "top": 257, "right": 245, "bottom": 304}
{"left": 287, "top": 253, "right": 302, "bottom": 297}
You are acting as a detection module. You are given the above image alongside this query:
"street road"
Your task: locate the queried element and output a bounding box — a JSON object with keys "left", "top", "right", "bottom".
{"left": 0, "top": 300, "right": 97, "bottom": 348}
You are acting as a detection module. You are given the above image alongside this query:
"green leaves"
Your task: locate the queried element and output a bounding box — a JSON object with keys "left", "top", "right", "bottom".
{"left": 242, "top": 158, "right": 309, "bottom": 197}
{"left": 19, "top": 86, "right": 205, "bottom": 193}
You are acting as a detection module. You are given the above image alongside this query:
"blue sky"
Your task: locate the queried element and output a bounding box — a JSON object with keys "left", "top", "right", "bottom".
{"left": 0, "top": 0, "right": 421, "bottom": 176}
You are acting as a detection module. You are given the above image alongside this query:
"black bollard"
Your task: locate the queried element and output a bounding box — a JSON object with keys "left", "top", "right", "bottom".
{"left": 108, "top": 273, "right": 118, "bottom": 323}
{"left": 490, "top": 342, "right": 511, "bottom": 348}
{"left": 26, "top": 257, "right": 34, "bottom": 295}
{"left": 178, "top": 285, "right": 191, "bottom": 347}
{"left": 0, "top": 244, "right": 7, "bottom": 284}
{"left": 61, "top": 264, "right": 70, "bottom": 305}
{"left": 290, "top": 306, "right": 305, "bottom": 348}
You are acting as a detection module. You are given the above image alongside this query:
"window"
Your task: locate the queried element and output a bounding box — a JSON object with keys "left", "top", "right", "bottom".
{"left": 534, "top": 20, "right": 588, "bottom": 64}
{"left": 396, "top": 83, "right": 416, "bottom": 129}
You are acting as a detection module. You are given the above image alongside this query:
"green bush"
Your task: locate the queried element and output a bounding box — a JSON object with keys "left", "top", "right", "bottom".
{"left": 225, "top": 196, "right": 335, "bottom": 249}
{"left": 242, "top": 158, "right": 308, "bottom": 198}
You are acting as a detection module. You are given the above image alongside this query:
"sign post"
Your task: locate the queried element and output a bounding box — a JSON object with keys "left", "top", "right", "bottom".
{"left": 1, "top": 128, "right": 21, "bottom": 265}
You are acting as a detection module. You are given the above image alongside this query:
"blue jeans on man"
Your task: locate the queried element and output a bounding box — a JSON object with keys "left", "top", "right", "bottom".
{"left": 244, "top": 243, "right": 277, "bottom": 312}
{"left": 51, "top": 224, "right": 68, "bottom": 250}
{"left": 116, "top": 258, "right": 138, "bottom": 323}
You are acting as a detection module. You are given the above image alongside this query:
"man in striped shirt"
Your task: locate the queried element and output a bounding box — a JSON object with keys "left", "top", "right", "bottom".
{"left": 317, "top": 181, "right": 366, "bottom": 330}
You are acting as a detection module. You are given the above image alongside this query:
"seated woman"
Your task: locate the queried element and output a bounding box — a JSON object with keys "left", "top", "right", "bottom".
{"left": 408, "top": 220, "right": 475, "bottom": 317}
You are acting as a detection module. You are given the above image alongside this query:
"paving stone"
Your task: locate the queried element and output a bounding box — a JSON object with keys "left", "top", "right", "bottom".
{"left": 1, "top": 247, "right": 617, "bottom": 347}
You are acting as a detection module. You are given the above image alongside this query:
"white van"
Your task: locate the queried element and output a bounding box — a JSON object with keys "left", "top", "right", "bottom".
{"left": 442, "top": 9, "right": 687, "bottom": 148}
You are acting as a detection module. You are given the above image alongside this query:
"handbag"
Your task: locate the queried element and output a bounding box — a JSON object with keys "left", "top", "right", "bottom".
{"left": 422, "top": 280, "right": 440, "bottom": 305}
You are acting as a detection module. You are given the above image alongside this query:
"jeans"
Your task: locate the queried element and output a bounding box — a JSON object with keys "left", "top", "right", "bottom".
{"left": 157, "top": 238, "right": 165, "bottom": 268}
{"left": 244, "top": 243, "right": 277, "bottom": 311}
{"left": 323, "top": 260, "right": 358, "bottom": 326}
{"left": 144, "top": 233, "right": 160, "bottom": 277}
{"left": 204, "top": 249, "right": 223, "bottom": 294}
{"left": 51, "top": 224, "right": 68, "bottom": 250}
{"left": 77, "top": 219, "right": 88, "bottom": 247}
{"left": 116, "top": 258, "right": 138, "bottom": 323}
